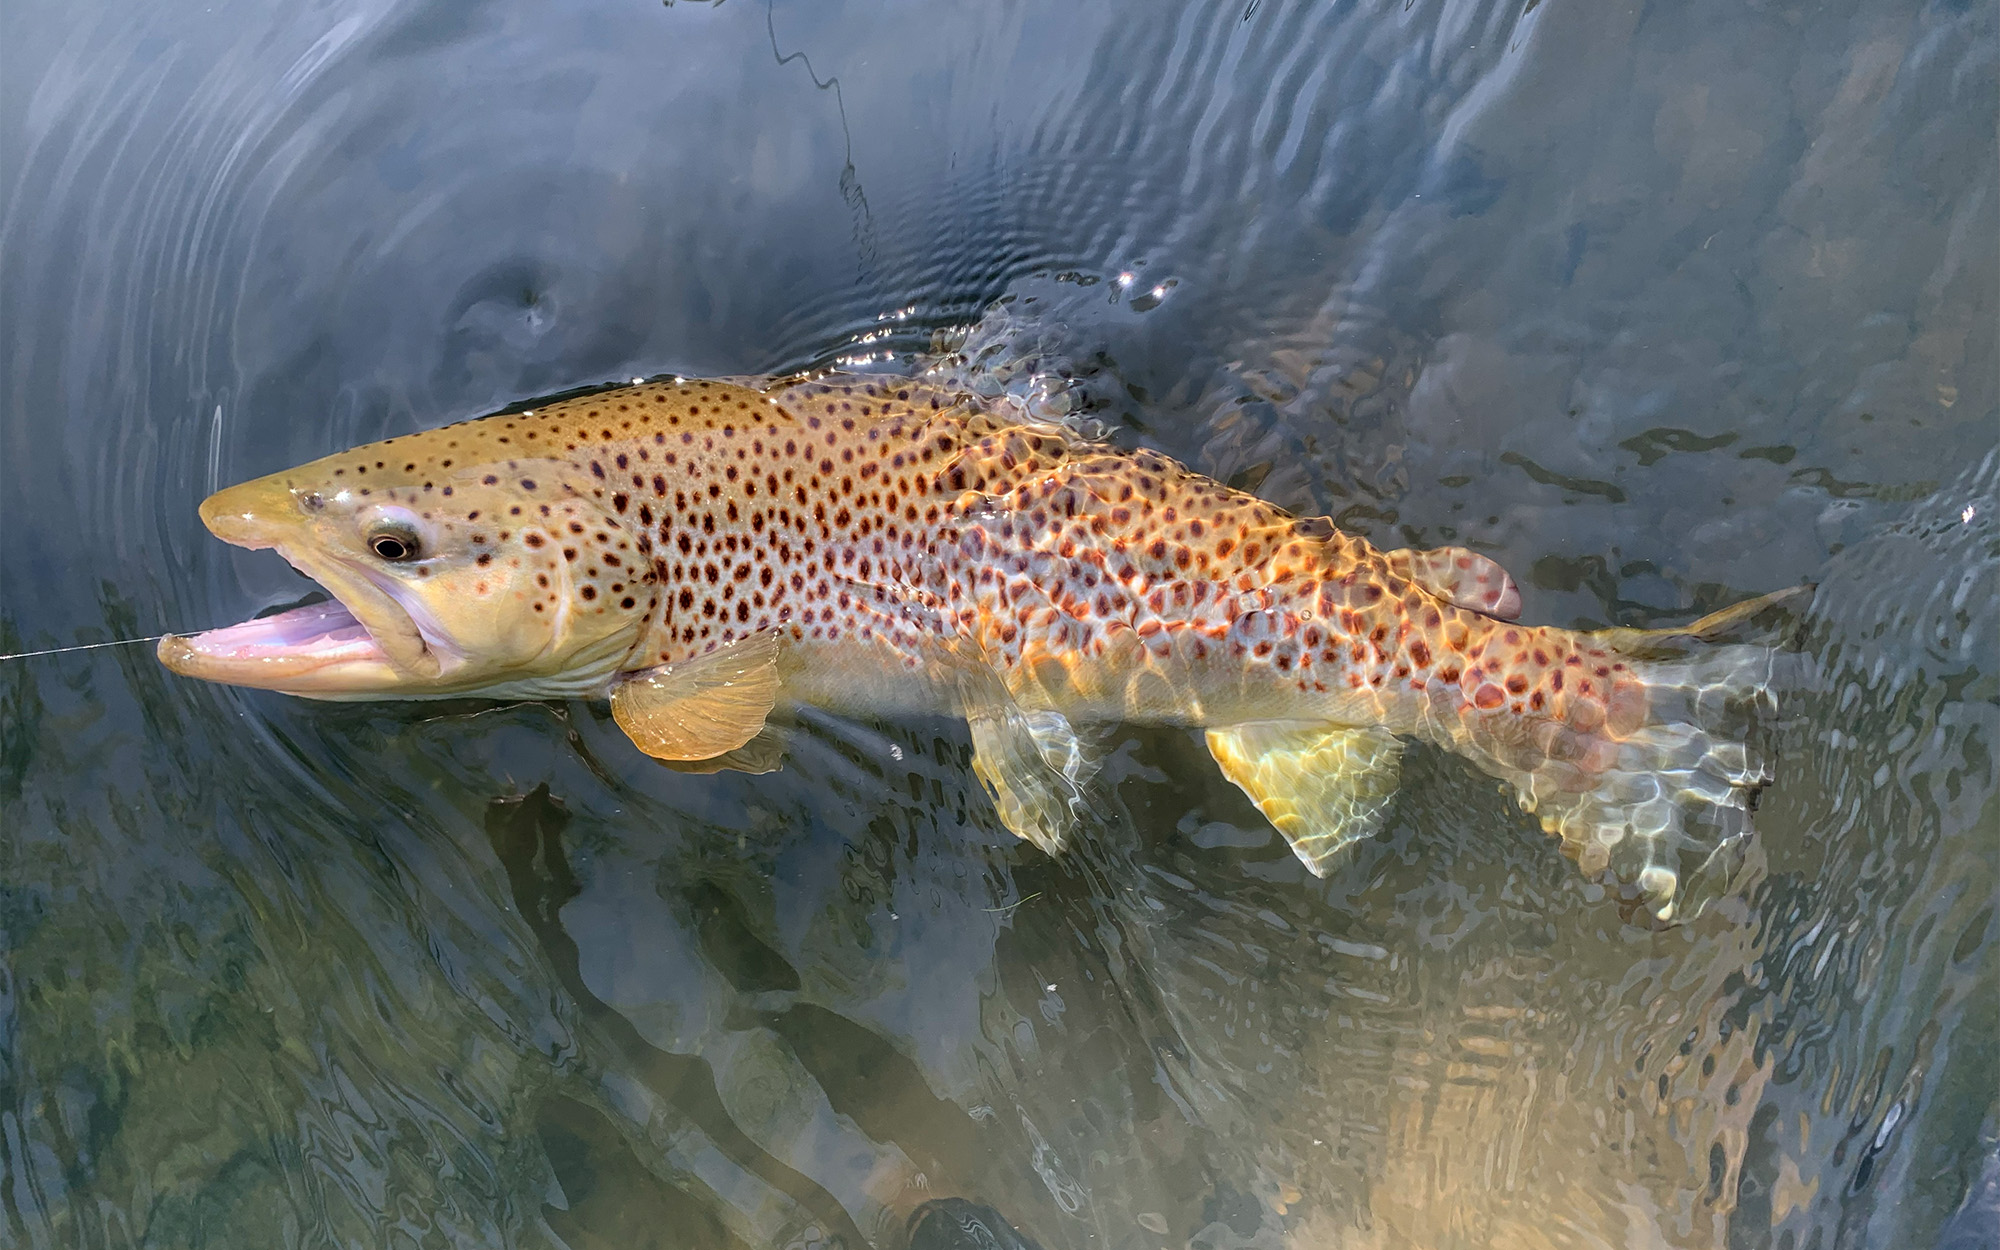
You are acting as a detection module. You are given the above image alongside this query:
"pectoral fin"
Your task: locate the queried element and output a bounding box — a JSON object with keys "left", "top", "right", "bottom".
{"left": 1205, "top": 724, "right": 1403, "bottom": 876}
{"left": 611, "top": 631, "right": 783, "bottom": 761}
{"left": 1387, "top": 547, "right": 1522, "bottom": 619}
{"left": 968, "top": 706, "right": 1094, "bottom": 855}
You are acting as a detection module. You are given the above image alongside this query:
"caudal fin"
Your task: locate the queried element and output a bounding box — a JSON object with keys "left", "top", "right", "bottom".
{"left": 1473, "top": 587, "right": 1810, "bottom": 920}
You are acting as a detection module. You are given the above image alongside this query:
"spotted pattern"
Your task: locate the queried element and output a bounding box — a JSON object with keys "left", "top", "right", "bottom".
{"left": 287, "top": 372, "right": 1770, "bottom": 905}
{"left": 321, "top": 374, "right": 1643, "bottom": 743}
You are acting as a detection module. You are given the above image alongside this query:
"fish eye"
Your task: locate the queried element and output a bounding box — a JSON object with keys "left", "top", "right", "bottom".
{"left": 368, "top": 530, "right": 420, "bottom": 561}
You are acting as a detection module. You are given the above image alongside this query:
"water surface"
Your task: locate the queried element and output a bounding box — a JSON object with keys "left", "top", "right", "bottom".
{"left": 1, "top": 1, "right": 1994, "bottom": 1247}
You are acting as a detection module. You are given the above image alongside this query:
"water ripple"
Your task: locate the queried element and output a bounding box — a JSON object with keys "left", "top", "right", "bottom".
{"left": 1, "top": 0, "right": 1993, "bottom": 1247}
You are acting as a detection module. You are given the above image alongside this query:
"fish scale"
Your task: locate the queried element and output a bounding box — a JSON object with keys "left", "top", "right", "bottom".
{"left": 162, "top": 371, "right": 1798, "bottom": 918}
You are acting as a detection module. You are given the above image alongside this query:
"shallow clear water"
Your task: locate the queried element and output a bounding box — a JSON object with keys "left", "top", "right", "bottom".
{"left": 1, "top": 1, "right": 1994, "bottom": 1247}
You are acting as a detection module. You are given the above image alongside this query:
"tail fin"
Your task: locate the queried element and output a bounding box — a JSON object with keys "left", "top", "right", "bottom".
{"left": 1482, "top": 587, "right": 1811, "bottom": 921}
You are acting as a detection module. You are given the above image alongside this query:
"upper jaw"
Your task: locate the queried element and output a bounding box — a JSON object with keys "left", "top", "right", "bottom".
{"left": 198, "top": 483, "right": 287, "bottom": 551}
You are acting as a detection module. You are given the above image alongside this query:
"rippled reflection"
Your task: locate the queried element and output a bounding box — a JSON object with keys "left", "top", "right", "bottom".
{"left": 1, "top": 0, "right": 1993, "bottom": 1247}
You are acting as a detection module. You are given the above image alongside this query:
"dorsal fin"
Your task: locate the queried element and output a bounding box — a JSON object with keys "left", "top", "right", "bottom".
{"left": 1386, "top": 547, "right": 1522, "bottom": 619}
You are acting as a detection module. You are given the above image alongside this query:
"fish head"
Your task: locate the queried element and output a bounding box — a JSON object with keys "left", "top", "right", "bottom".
{"left": 159, "top": 426, "right": 654, "bottom": 700}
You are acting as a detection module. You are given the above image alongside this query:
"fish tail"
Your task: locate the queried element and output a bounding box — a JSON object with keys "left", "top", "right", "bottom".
{"left": 1457, "top": 587, "right": 1811, "bottom": 920}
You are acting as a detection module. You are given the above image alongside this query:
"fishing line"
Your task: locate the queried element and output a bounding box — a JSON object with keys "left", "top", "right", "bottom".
{"left": 0, "top": 635, "right": 178, "bottom": 662}
{"left": 3, "top": 590, "right": 336, "bottom": 662}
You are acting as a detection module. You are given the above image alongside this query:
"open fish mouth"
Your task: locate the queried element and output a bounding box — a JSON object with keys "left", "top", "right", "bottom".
{"left": 162, "top": 596, "right": 384, "bottom": 668}
{"left": 158, "top": 567, "right": 445, "bottom": 698}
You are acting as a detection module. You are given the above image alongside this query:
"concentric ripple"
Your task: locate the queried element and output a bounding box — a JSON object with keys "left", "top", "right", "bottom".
{"left": 0, "top": 0, "right": 1993, "bottom": 1247}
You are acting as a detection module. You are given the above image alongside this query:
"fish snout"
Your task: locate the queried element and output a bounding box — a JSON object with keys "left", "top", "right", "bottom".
{"left": 197, "top": 477, "right": 305, "bottom": 550}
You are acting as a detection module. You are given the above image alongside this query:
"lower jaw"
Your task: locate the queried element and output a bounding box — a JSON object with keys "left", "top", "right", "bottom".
{"left": 155, "top": 634, "right": 408, "bottom": 697}
{"left": 156, "top": 597, "right": 416, "bottom": 695}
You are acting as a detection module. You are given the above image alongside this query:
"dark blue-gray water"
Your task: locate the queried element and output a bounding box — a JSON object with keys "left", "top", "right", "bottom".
{"left": 2, "top": 1, "right": 1994, "bottom": 1247}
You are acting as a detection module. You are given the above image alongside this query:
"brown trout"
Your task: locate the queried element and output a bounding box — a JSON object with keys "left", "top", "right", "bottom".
{"left": 161, "top": 374, "right": 1793, "bottom": 916}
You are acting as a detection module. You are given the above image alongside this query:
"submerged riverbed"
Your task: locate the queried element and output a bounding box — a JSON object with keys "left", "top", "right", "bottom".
{"left": 2, "top": 1, "right": 1994, "bottom": 1247}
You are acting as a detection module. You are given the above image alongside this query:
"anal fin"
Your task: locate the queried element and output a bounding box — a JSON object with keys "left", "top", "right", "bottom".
{"left": 1206, "top": 724, "right": 1403, "bottom": 876}
{"left": 611, "top": 631, "right": 783, "bottom": 761}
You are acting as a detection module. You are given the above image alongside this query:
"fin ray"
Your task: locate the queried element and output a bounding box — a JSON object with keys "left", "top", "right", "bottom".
{"left": 1206, "top": 724, "right": 1403, "bottom": 875}
{"left": 655, "top": 727, "right": 788, "bottom": 775}
{"left": 611, "top": 631, "right": 783, "bottom": 761}
{"left": 1475, "top": 609, "right": 1804, "bottom": 921}
{"left": 968, "top": 706, "right": 1093, "bottom": 854}
{"left": 923, "top": 632, "right": 1101, "bottom": 855}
